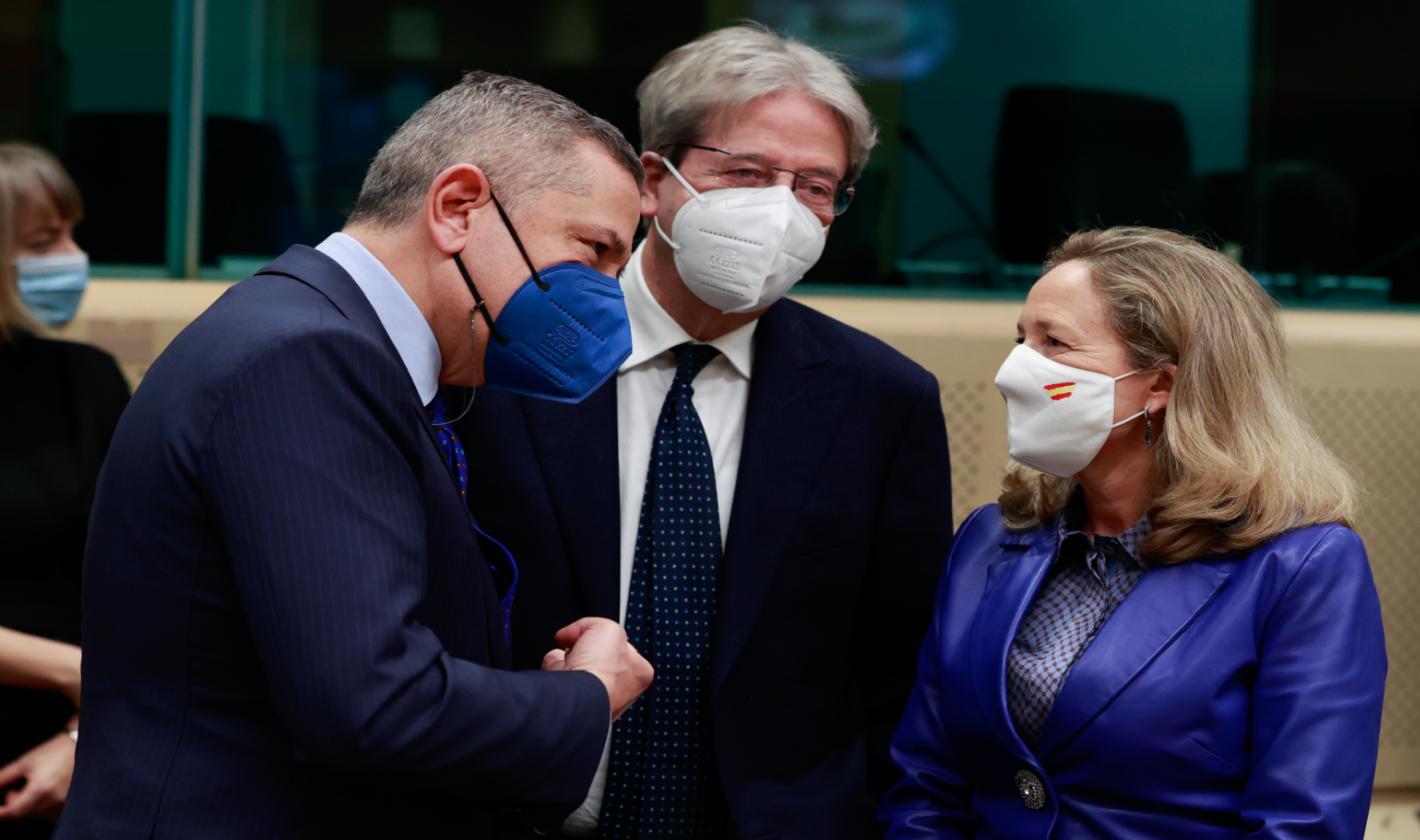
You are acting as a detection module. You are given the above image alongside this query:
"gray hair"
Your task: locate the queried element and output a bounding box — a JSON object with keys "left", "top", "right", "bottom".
{"left": 637, "top": 23, "right": 878, "bottom": 184}
{"left": 348, "top": 71, "right": 643, "bottom": 226}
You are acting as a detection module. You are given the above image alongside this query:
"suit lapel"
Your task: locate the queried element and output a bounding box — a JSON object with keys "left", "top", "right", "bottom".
{"left": 713, "top": 302, "right": 853, "bottom": 687}
{"left": 967, "top": 531, "right": 1058, "bottom": 761}
{"left": 1035, "top": 558, "right": 1233, "bottom": 758}
{"left": 257, "top": 247, "right": 502, "bottom": 652}
{"left": 255, "top": 246, "right": 457, "bottom": 485}
{"left": 521, "top": 383, "right": 622, "bottom": 620}
{"left": 256, "top": 246, "right": 440, "bottom": 451}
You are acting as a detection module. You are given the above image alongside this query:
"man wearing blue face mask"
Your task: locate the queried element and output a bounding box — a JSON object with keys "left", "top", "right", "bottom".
{"left": 61, "top": 72, "right": 653, "bottom": 840}
{"left": 459, "top": 25, "right": 954, "bottom": 840}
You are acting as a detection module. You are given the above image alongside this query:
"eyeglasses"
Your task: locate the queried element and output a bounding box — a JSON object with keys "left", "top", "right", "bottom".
{"left": 674, "top": 143, "right": 856, "bottom": 216}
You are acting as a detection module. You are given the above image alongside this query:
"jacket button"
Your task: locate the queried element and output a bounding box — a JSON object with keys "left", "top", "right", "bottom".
{"left": 1014, "top": 769, "right": 1046, "bottom": 810}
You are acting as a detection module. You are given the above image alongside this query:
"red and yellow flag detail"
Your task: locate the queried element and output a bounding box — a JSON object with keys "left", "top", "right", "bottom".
{"left": 1044, "top": 381, "right": 1076, "bottom": 401}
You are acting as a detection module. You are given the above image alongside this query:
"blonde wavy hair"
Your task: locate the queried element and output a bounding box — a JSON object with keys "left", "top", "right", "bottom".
{"left": 999, "top": 227, "right": 1357, "bottom": 564}
{"left": 0, "top": 142, "right": 84, "bottom": 343}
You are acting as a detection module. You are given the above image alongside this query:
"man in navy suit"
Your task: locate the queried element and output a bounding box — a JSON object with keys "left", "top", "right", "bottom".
{"left": 460, "top": 27, "right": 953, "bottom": 839}
{"left": 59, "top": 73, "right": 653, "bottom": 839}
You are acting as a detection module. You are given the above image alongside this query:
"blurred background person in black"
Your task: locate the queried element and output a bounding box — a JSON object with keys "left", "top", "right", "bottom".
{"left": 0, "top": 143, "right": 129, "bottom": 836}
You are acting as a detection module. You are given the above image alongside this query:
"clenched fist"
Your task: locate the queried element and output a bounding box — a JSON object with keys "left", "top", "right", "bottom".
{"left": 541, "top": 618, "right": 653, "bottom": 720}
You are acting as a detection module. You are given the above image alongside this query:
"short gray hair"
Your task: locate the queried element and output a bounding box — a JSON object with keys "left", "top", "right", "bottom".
{"left": 637, "top": 23, "right": 878, "bottom": 184}
{"left": 348, "top": 71, "right": 642, "bottom": 226}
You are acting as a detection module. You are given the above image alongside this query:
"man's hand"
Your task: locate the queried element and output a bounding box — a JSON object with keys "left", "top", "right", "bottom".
{"left": 542, "top": 618, "right": 652, "bottom": 720}
{"left": 0, "top": 732, "right": 76, "bottom": 822}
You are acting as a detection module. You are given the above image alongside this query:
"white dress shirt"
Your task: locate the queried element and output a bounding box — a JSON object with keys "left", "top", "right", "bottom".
{"left": 314, "top": 231, "right": 441, "bottom": 405}
{"left": 562, "top": 240, "right": 757, "bottom": 834}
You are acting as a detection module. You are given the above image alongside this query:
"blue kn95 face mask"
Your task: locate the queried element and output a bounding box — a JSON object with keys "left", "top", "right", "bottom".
{"left": 452, "top": 194, "right": 632, "bottom": 404}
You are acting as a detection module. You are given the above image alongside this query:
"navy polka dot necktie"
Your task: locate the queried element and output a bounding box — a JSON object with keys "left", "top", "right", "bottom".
{"left": 600, "top": 343, "right": 725, "bottom": 839}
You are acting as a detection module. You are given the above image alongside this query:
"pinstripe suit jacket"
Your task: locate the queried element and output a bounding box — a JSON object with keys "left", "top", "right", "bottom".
{"left": 58, "top": 246, "right": 609, "bottom": 839}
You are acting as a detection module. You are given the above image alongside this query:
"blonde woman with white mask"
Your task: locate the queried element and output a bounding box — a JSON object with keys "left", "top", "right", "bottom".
{"left": 882, "top": 227, "right": 1386, "bottom": 839}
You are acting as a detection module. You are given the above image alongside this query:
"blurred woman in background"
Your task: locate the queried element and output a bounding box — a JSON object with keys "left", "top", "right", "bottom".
{"left": 0, "top": 143, "right": 129, "bottom": 836}
{"left": 882, "top": 227, "right": 1387, "bottom": 838}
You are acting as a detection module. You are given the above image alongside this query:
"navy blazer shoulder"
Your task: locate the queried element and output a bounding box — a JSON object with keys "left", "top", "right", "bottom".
{"left": 772, "top": 297, "right": 941, "bottom": 389}
{"left": 882, "top": 503, "right": 1388, "bottom": 839}
{"left": 60, "top": 247, "right": 610, "bottom": 840}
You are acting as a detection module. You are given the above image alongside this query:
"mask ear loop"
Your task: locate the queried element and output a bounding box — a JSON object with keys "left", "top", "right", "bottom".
{"left": 444, "top": 252, "right": 496, "bottom": 424}
{"left": 650, "top": 155, "right": 703, "bottom": 252}
{"left": 451, "top": 190, "right": 551, "bottom": 348}
{"left": 453, "top": 251, "right": 508, "bottom": 347}
{"left": 445, "top": 191, "right": 548, "bottom": 423}
{"left": 659, "top": 156, "right": 703, "bottom": 199}
{"left": 489, "top": 193, "right": 550, "bottom": 292}
{"left": 1107, "top": 367, "right": 1160, "bottom": 429}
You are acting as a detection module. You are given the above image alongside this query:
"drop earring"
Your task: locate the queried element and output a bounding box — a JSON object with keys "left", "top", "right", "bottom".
{"left": 1143, "top": 407, "right": 1153, "bottom": 446}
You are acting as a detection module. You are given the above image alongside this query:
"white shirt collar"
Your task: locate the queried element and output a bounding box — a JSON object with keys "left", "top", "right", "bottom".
{"left": 618, "top": 240, "right": 756, "bottom": 378}
{"left": 314, "top": 231, "right": 442, "bottom": 405}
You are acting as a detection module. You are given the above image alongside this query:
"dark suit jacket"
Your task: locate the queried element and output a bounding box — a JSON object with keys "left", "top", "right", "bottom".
{"left": 58, "top": 247, "right": 609, "bottom": 840}
{"left": 461, "top": 298, "right": 953, "bottom": 839}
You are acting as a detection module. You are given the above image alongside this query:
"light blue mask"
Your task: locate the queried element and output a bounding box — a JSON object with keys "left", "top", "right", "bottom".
{"left": 18, "top": 253, "right": 89, "bottom": 327}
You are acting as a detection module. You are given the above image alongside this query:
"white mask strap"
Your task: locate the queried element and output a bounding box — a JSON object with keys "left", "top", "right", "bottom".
{"left": 1110, "top": 368, "right": 1155, "bottom": 428}
{"left": 652, "top": 215, "right": 681, "bottom": 252}
{"left": 660, "top": 157, "right": 703, "bottom": 201}
{"left": 1109, "top": 408, "right": 1147, "bottom": 430}
{"left": 651, "top": 156, "right": 705, "bottom": 253}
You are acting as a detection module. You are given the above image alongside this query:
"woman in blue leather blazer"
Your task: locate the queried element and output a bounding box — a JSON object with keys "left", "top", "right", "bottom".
{"left": 881, "top": 228, "right": 1387, "bottom": 839}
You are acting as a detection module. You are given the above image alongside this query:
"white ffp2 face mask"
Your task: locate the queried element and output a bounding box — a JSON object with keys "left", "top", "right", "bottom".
{"left": 652, "top": 158, "right": 827, "bottom": 314}
{"left": 994, "top": 344, "right": 1148, "bottom": 477}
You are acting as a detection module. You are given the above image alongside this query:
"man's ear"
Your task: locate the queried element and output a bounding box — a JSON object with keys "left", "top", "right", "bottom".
{"left": 425, "top": 163, "right": 493, "bottom": 255}
{"left": 1147, "top": 362, "right": 1177, "bottom": 414}
{"left": 639, "top": 151, "right": 664, "bottom": 220}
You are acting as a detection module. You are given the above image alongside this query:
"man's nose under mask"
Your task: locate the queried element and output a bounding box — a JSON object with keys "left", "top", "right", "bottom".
{"left": 653, "top": 158, "right": 827, "bottom": 314}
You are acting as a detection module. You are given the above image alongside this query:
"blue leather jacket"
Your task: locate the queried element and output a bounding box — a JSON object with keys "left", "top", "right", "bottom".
{"left": 881, "top": 504, "right": 1387, "bottom": 839}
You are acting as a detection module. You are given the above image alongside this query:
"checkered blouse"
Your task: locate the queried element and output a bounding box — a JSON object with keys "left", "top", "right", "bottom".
{"left": 1005, "top": 502, "right": 1154, "bottom": 746}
